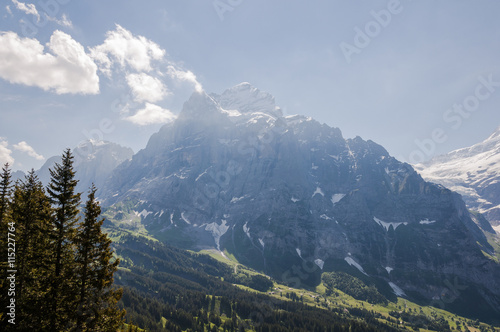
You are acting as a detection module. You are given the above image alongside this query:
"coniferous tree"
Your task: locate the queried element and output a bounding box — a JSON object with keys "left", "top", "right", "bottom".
{"left": 0, "top": 155, "right": 126, "bottom": 330}
{"left": 9, "top": 171, "right": 53, "bottom": 329}
{"left": 0, "top": 163, "right": 12, "bottom": 328}
{"left": 75, "top": 184, "right": 125, "bottom": 331}
{"left": 46, "top": 149, "right": 81, "bottom": 331}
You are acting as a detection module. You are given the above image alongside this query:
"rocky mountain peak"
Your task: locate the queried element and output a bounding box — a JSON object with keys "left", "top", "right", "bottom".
{"left": 215, "top": 82, "right": 281, "bottom": 117}
{"left": 177, "top": 90, "right": 221, "bottom": 121}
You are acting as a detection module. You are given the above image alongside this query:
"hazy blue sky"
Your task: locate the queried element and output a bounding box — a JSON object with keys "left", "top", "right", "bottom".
{"left": 1, "top": 0, "right": 500, "bottom": 171}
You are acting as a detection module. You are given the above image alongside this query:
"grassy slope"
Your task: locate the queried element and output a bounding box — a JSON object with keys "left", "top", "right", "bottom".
{"left": 201, "top": 249, "right": 500, "bottom": 332}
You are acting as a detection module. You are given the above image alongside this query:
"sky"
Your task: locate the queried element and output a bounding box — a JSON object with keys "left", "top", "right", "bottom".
{"left": 1, "top": 0, "right": 500, "bottom": 172}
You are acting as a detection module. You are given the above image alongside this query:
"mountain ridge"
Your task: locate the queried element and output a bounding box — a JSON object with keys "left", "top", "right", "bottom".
{"left": 415, "top": 125, "right": 500, "bottom": 229}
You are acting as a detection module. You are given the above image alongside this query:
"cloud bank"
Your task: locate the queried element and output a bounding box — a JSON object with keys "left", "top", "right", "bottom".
{"left": 89, "top": 25, "right": 202, "bottom": 125}
{"left": 125, "top": 103, "right": 176, "bottom": 126}
{"left": 0, "top": 24, "right": 203, "bottom": 126}
{"left": 90, "top": 25, "right": 165, "bottom": 76}
{"left": 0, "top": 30, "right": 99, "bottom": 94}
{"left": 13, "top": 141, "right": 45, "bottom": 160}
{"left": 0, "top": 139, "right": 14, "bottom": 166}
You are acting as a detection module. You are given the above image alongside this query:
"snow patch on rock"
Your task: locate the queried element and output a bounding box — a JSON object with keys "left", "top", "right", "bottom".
{"left": 137, "top": 209, "right": 152, "bottom": 218}
{"left": 345, "top": 256, "right": 368, "bottom": 276}
{"left": 312, "top": 187, "right": 324, "bottom": 197}
{"left": 243, "top": 222, "right": 251, "bottom": 239}
{"left": 205, "top": 220, "right": 229, "bottom": 250}
{"left": 231, "top": 195, "right": 248, "bottom": 203}
{"left": 373, "top": 217, "right": 407, "bottom": 231}
{"left": 389, "top": 282, "right": 406, "bottom": 297}
{"left": 181, "top": 212, "right": 191, "bottom": 224}
{"left": 331, "top": 194, "right": 345, "bottom": 205}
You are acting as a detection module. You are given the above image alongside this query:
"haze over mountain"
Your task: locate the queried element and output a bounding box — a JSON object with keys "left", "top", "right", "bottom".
{"left": 99, "top": 83, "right": 500, "bottom": 321}
{"left": 36, "top": 140, "right": 133, "bottom": 194}
{"left": 415, "top": 126, "right": 500, "bottom": 231}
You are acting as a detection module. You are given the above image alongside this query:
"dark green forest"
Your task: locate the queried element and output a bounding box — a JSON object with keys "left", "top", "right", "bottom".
{"left": 0, "top": 151, "right": 123, "bottom": 331}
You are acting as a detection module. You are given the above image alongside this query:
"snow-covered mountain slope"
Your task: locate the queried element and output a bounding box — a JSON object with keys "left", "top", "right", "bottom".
{"left": 102, "top": 84, "right": 500, "bottom": 320}
{"left": 415, "top": 126, "right": 500, "bottom": 228}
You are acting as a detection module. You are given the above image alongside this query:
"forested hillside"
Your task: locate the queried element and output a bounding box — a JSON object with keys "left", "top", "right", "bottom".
{"left": 110, "top": 230, "right": 499, "bottom": 332}
{"left": 110, "top": 232, "right": 403, "bottom": 332}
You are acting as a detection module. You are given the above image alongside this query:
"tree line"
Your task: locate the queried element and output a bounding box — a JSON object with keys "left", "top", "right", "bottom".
{"left": 0, "top": 149, "right": 124, "bottom": 331}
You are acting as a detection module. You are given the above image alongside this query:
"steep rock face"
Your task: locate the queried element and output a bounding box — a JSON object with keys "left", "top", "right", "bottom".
{"left": 37, "top": 140, "right": 133, "bottom": 194}
{"left": 103, "top": 84, "right": 500, "bottom": 320}
{"left": 415, "top": 127, "right": 500, "bottom": 229}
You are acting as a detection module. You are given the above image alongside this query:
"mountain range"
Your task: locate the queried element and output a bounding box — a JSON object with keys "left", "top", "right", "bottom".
{"left": 32, "top": 83, "right": 500, "bottom": 322}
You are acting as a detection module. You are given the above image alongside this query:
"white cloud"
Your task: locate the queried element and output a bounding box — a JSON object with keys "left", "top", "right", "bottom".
{"left": 6, "top": 5, "right": 12, "bottom": 16}
{"left": 11, "top": 0, "right": 72, "bottom": 28}
{"left": 125, "top": 103, "right": 176, "bottom": 126}
{"left": 11, "top": 0, "right": 40, "bottom": 22}
{"left": 0, "top": 139, "right": 14, "bottom": 166}
{"left": 45, "top": 13, "right": 73, "bottom": 28}
{"left": 13, "top": 141, "right": 44, "bottom": 160}
{"left": 126, "top": 73, "right": 169, "bottom": 102}
{"left": 90, "top": 25, "right": 165, "bottom": 76}
{"left": 0, "top": 30, "right": 99, "bottom": 94}
{"left": 60, "top": 13, "right": 72, "bottom": 27}
{"left": 167, "top": 65, "right": 203, "bottom": 93}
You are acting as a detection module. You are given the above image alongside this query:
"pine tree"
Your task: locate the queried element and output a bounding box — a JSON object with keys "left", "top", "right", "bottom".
{"left": 9, "top": 171, "right": 53, "bottom": 329}
{"left": 46, "top": 149, "right": 82, "bottom": 331}
{"left": 0, "top": 163, "right": 12, "bottom": 328}
{"left": 74, "top": 184, "right": 125, "bottom": 331}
